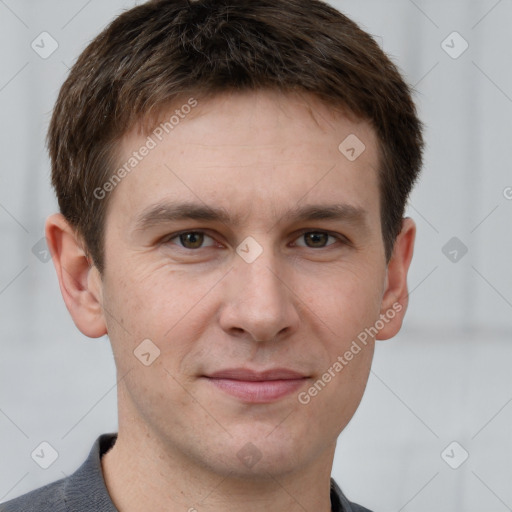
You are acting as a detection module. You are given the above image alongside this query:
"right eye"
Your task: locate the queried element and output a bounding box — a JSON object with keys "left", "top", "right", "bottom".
{"left": 167, "top": 231, "right": 216, "bottom": 249}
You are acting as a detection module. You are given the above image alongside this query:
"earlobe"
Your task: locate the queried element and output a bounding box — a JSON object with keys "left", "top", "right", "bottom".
{"left": 45, "top": 213, "right": 107, "bottom": 338}
{"left": 376, "top": 217, "right": 416, "bottom": 341}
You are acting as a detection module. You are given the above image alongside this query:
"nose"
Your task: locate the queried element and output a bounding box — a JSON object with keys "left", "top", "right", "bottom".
{"left": 218, "top": 251, "right": 300, "bottom": 343}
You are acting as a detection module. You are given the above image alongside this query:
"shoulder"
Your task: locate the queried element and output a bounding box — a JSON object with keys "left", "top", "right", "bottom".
{"left": 330, "top": 477, "right": 375, "bottom": 512}
{"left": 0, "top": 433, "right": 118, "bottom": 512}
{"left": 348, "top": 503, "right": 374, "bottom": 512}
{"left": 0, "top": 476, "right": 69, "bottom": 512}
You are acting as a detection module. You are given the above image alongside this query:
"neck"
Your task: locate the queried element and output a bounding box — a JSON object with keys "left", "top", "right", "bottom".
{"left": 101, "top": 421, "right": 335, "bottom": 512}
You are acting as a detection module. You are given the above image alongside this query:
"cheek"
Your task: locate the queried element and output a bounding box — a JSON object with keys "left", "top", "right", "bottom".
{"left": 296, "top": 338, "right": 374, "bottom": 451}
{"left": 103, "top": 263, "right": 222, "bottom": 367}
{"left": 107, "top": 262, "right": 195, "bottom": 324}
{"left": 297, "top": 261, "right": 385, "bottom": 338}
{"left": 307, "top": 267, "right": 381, "bottom": 422}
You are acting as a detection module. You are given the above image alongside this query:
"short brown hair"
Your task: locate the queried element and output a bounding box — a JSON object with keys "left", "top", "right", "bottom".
{"left": 48, "top": 0, "right": 423, "bottom": 273}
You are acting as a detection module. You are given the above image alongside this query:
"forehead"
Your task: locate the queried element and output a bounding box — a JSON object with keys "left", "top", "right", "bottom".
{"left": 108, "top": 90, "right": 381, "bottom": 231}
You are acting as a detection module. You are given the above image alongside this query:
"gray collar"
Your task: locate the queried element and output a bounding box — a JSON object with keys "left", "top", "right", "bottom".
{"left": 68, "top": 433, "right": 366, "bottom": 512}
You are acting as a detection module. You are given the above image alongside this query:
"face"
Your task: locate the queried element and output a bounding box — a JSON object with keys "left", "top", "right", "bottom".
{"left": 94, "top": 91, "right": 398, "bottom": 478}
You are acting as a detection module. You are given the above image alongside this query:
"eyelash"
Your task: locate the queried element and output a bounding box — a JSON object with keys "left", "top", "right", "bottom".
{"left": 162, "top": 229, "right": 350, "bottom": 250}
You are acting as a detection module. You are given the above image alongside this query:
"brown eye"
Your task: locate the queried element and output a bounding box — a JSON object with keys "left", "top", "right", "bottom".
{"left": 178, "top": 232, "right": 205, "bottom": 249}
{"left": 164, "top": 231, "right": 218, "bottom": 252}
{"left": 294, "top": 231, "right": 338, "bottom": 248}
{"left": 304, "top": 232, "right": 329, "bottom": 248}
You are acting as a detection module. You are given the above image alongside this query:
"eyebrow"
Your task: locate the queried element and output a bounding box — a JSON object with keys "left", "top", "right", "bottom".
{"left": 133, "top": 202, "right": 234, "bottom": 231}
{"left": 133, "top": 201, "right": 369, "bottom": 232}
{"left": 280, "top": 203, "right": 368, "bottom": 227}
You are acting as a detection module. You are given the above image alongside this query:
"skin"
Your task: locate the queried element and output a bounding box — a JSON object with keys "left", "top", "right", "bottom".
{"left": 46, "top": 90, "right": 416, "bottom": 512}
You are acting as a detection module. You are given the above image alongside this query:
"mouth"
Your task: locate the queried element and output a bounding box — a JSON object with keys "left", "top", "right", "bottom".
{"left": 203, "top": 368, "right": 310, "bottom": 403}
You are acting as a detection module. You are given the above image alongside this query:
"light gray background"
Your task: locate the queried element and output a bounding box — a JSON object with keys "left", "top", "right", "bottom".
{"left": 1, "top": 1, "right": 511, "bottom": 511}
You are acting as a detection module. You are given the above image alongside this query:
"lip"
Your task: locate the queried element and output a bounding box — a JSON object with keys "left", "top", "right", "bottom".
{"left": 204, "top": 368, "right": 309, "bottom": 403}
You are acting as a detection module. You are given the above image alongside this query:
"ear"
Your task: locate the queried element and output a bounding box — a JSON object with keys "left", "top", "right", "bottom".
{"left": 376, "top": 217, "right": 416, "bottom": 340}
{"left": 45, "top": 213, "right": 107, "bottom": 338}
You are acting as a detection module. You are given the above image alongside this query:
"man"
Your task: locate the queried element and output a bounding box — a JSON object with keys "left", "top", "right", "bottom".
{"left": 1, "top": 0, "right": 423, "bottom": 510}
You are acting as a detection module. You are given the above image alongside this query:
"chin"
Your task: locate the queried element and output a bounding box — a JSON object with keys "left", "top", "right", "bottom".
{"left": 207, "top": 428, "right": 312, "bottom": 479}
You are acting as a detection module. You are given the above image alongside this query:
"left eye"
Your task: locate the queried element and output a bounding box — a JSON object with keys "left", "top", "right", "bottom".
{"left": 169, "top": 232, "right": 216, "bottom": 249}
{"left": 294, "top": 232, "right": 338, "bottom": 248}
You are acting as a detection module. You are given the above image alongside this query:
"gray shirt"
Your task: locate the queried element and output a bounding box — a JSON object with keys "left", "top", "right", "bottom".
{"left": 0, "top": 433, "right": 373, "bottom": 512}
